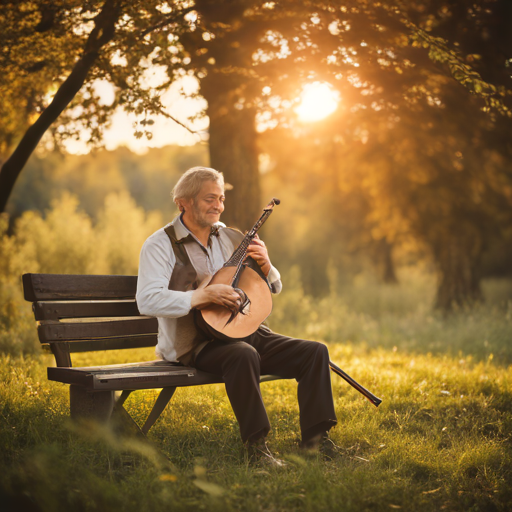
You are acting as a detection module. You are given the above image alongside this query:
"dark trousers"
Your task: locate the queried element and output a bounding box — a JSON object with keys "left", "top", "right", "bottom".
{"left": 192, "top": 325, "right": 337, "bottom": 443}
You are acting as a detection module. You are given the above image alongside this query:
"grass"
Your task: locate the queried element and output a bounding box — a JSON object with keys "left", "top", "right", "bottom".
{"left": 1, "top": 344, "right": 511, "bottom": 511}
{"left": 1, "top": 273, "right": 512, "bottom": 511}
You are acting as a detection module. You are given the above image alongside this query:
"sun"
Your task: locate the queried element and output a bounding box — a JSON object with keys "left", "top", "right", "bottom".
{"left": 295, "top": 82, "right": 340, "bottom": 122}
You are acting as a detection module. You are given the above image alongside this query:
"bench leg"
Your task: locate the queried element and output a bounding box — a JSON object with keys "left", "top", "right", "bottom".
{"left": 142, "top": 386, "right": 177, "bottom": 435}
{"left": 111, "top": 403, "right": 146, "bottom": 438}
{"left": 70, "top": 385, "right": 114, "bottom": 423}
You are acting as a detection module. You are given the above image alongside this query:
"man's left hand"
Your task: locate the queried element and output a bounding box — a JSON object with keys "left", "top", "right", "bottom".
{"left": 246, "top": 236, "right": 272, "bottom": 277}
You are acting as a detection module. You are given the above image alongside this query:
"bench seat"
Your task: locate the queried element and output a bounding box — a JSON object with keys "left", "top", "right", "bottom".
{"left": 47, "top": 360, "right": 213, "bottom": 390}
{"left": 48, "top": 359, "right": 280, "bottom": 391}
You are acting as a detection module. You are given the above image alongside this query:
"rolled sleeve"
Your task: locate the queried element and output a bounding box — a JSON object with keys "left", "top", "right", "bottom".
{"left": 267, "top": 265, "right": 282, "bottom": 294}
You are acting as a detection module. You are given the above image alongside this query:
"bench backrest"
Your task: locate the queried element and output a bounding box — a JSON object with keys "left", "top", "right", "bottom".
{"left": 23, "top": 274, "right": 157, "bottom": 368}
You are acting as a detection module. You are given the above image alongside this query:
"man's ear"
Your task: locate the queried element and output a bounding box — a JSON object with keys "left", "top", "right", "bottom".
{"left": 178, "top": 197, "right": 192, "bottom": 212}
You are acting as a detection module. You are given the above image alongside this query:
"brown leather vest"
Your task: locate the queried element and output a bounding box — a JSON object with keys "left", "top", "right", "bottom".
{"left": 163, "top": 224, "right": 245, "bottom": 364}
{"left": 164, "top": 224, "right": 207, "bottom": 365}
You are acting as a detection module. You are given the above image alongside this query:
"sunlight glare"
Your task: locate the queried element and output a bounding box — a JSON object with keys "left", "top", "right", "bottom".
{"left": 295, "top": 82, "right": 340, "bottom": 122}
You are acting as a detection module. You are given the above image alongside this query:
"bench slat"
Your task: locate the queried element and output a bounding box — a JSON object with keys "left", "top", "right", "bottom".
{"left": 89, "top": 372, "right": 222, "bottom": 391}
{"left": 42, "top": 336, "right": 158, "bottom": 354}
{"left": 47, "top": 363, "right": 224, "bottom": 390}
{"left": 23, "top": 274, "right": 137, "bottom": 301}
{"left": 38, "top": 318, "right": 158, "bottom": 342}
{"left": 50, "top": 360, "right": 176, "bottom": 372}
{"left": 33, "top": 301, "right": 141, "bottom": 320}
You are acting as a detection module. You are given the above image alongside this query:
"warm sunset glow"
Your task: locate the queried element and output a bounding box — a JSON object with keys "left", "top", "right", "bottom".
{"left": 295, "top": 82, "right": 339, "bottom": 122}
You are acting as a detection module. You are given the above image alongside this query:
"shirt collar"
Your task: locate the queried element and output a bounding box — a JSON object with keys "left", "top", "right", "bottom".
{"left": 171, "top": 214, "right": 191, "bottom": 241}
{"left": 171, "top": 214, "right": 224, "bottom": 247}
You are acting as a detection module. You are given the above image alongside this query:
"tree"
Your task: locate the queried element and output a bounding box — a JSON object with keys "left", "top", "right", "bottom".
{"left": 349, "top": 87, "right": 512, "bottom": 310}
{"left": 334, "top": 0, "right": 512, "bottom": 309}
{"left": 174, "top": 0, "right": 511, "bottom": 234}
{"left": 2, "top": 0, "right": 510, "bottom": 313}
{"left": 179, "top": 1, "right": 265, "bottom": 229}
{"left": 0, "top": 0, "right": 195, "bottom": 213}
{"left": 257, "top": 0, "right": 512, "bottom": 308}
{"left": 177, "top": 1, "right": 313, "bottom": 229}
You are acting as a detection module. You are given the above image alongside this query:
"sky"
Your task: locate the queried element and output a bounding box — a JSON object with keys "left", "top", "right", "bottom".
{"left": 63, "top": 74, "right": 208, "bottom": 155}
{"left": 61, "top": 75, "right": 339, "bottom": 155}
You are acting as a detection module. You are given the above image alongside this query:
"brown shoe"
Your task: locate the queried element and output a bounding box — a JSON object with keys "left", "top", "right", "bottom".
{"left": 300, "top": 433, "right": 340, "bottom": 460}
{"left": 246, "top": 439, "right": 287, "bottom": 468}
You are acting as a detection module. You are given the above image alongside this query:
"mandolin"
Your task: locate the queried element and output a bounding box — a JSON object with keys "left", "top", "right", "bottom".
{"left": 195, "top": 198, "right": 280, "bottom": 341}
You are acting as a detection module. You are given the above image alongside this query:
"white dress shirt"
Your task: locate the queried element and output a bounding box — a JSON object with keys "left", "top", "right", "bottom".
{"left": 136, "top": 215, "right": 282, "bottom": 362}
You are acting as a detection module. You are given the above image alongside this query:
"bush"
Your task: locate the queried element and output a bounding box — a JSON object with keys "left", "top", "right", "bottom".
{"left": 0, "top": 193, "right": 163, "bottom": 356}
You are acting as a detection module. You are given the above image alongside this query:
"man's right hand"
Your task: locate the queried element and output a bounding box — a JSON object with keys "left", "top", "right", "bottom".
{"left": 191, "top": 284, "right": 241, "bottom": 311}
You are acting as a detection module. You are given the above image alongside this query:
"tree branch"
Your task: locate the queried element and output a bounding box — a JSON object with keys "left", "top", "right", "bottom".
{"left": 0, "top": 0, "right": 122, "bottom": 213}
{"left": 138, "top": 6, "right": 196, "bottom": 39}
{"left": 155, "top": 106, "right": 207, "bottom": 143}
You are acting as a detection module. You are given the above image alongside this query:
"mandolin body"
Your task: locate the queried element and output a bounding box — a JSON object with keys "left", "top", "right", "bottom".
{"left": 196, "top": 264, "right": 272, "bottom": 341}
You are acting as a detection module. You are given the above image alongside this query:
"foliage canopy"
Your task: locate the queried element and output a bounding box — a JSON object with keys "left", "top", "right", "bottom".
{"left": 1, "top": 0, "right": 512, "bottom": 308}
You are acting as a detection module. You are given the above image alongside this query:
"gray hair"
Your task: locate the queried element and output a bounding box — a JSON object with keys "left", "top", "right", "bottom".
{"left": 172, "top": 167, "right": 224, "bottom": 207}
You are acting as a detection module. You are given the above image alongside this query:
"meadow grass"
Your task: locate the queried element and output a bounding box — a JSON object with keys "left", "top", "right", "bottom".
{"left": 271, "top": 268, "right": 512, "bottom": 365}
{"left": 1, "top": 274, "right": 512, "bottom": 511}
{"left": 1, "top": 343, "right": 511, "bottom": 511}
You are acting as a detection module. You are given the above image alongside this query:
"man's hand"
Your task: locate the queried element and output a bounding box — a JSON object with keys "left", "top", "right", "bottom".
{"left": 191, "top": 284, "right": 242, "bottom": 311}
{"left": 246, "top": 235, "right": 272, "bottom": 277}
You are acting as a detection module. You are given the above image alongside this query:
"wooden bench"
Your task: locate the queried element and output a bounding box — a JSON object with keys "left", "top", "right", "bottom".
{"left": 22, "top": 273, "right": 280, "bottom": 436}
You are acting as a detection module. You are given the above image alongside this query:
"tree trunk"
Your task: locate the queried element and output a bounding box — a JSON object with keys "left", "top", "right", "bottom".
{"left": 0, "top": 0, "right": 121, "bottom": 213}
{"left": 300, "top": 245, "right": 330, "bottom": 298}
{"left": 433, "top": 233, "right": 484, "bottom": 311}
{"left": 202, "top": 80, "right": 260, "bottom": 232}
{"left": 189, "top": 0, "right": 262, "bottom": 232}
{"left": 374, "top": 237, "right": 398, "bottom": 284}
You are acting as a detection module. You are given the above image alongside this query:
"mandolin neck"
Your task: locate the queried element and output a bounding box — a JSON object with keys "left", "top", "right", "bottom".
{"left": 224, "top": 199, "right": 279, "bottom": 285}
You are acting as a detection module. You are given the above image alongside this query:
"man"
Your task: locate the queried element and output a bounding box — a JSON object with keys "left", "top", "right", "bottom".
{"left": 136, "top": 166, "right": 337, "bottom": 466}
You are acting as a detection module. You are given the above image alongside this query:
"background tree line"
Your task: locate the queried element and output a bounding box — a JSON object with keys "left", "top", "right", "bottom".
{"left": 6, "top": 142, "right": 512, "bottom": 302}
